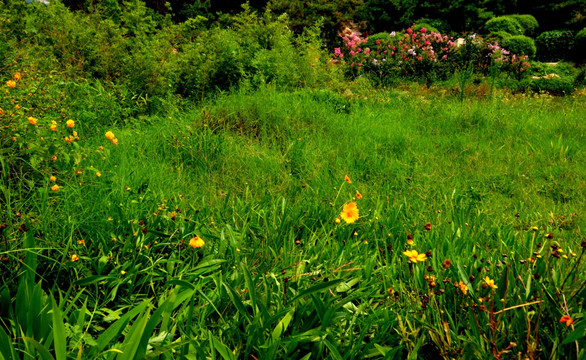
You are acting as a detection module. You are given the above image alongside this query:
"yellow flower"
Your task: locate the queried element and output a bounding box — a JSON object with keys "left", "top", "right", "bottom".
{"left": 344, "top": 175, "right": 351, "bottom": 183}
{"left": 96, "top": 172, "right": 101, "bottom": 177}
{"left": 71, "top": 254, "right": 79, "bottom": 262}
{"left": 77, "top": 240, "right": 85, "bottom": 245}
{"left": 13, "top": 73, "right": 21, "bottom": 80}
{"left": 189, "top": 236, "right": 205, "bottom": 248}
{"left": 403, "top": 249, "right": 427, "bottom": 263}
{"left": 51, "top": 156, "right": 57, "bottom": 161}
{"left": 484, "top": 276, "right": 498, "bottom": 289}
{"left": 6, "top": 80, "right": 16, "bottom": 88}
{"left": 356, "top": 190, "right": 363, "bottom": 199}
{"left": 334, "top": 217, "right": 341, "bottom": 224}
{"left": 121, "top": 270, "right": 127, "bottom": 275}
{"left": 51, "top": 184, "right": 59, "bottom": 191}
{"left": 28, "top": 116, "right": 38, "bottom": 125}
{"left": 66, "top": 119, "right": 75, "bottom": 128}
{"left": 99, "top": 146, "right": 104, "bottom": 151}
{"left": 340, "top": 202, "right": 359, "bottom": 224}
{"left": 50, "top": 176, "right": 56, "bottom": 182}
{"left": 50, "top": 121, "right": 57, "bottom": 131}
{"left": 105, "top": 131, "right": 115, "bottom": 140}
{"left": 111, "top": 138, "right": 118, "bottom": 145}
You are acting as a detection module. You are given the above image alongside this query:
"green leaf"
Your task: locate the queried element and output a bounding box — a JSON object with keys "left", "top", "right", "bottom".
{"left": 210, "top": 333, "right": 236, "bottom": 360}
{"left": 117, "top": 308, "right": 151, "bottom": 360}
{"left": 0, "top": 327, "right": 17, "bottom": 360}
{"left": 21, "top": 337, "right": 55, "bottom": 360}
{"left": 50, "top": 295, "right": 67, "bottom": 360}
{"left": 271, "top": 310, "right": 294, "bottom": 341}
{"left": 90, "top": 300, "right": 149, "bottom": 357}
{"left": 289, "top": 279, "right": 344, "bottom": 303}
{"left": 75, "top": 275, "right": 116, "bottom": 287}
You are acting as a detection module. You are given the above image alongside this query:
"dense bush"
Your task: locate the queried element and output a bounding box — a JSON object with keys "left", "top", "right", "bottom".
{"left": 485, "top": 16, "right": 524, "bottom": 36}
{"left": 575, "top": 68, "right": 586, "bottom": 87}
{"left": 512, "top": 77, "right": 575, "bottom": 95}
{"left": 536, "top": 30, "right": 575, "bottom": 61}
{"left": 510, "top": 14, "right": 539, "bottom": 36}
{"left": 501, "top": 35, "right": 536, "bottom": 57}
{"left": 575, "top": 28, "right": 586, "bottom": 63}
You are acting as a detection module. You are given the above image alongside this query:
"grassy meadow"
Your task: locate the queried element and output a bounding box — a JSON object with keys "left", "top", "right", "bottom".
{"left": 1, "top": 1, "right": 586, "bottom": 359}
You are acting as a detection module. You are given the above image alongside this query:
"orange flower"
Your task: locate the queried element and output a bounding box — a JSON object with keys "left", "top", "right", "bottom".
{"left": 6, "top": 80, "right": 16, "bottom": 88}
{"left": 71, "top": 254, "right": 79, "bottom": 262}
{"left": 456, "top": 281, "right": 468, "bottom": 294}
{"left": 28, "top": 116, "right": 38, "bottom": 125}
{"left": 484, "top": 276, "right": 498, "bottom": 289}
{"left": 66, "top": 119, "right": 75, "bottom": 128}
{"left": 403, "top": 249, "right": 427, "bottom": 263}
{"left": 50, "top": 176, "right": 56, "bottom": 182}
{"left": 424, "top": 222, "right": 432, "bottom": 231}
{"left": 189, "top": 236, "right": 205, "bottom": 248}
{"left": 340, "top": 202, "right": 359, "bottom": 224}
{"left": 356, "top": 190, "right": 362, "bottom": 199}
{"left": 51, "top": 184, "right": 59, "bottom": 191}
{"left": 50, "top": 121, "right": 57, "bottom": 131}
{"left": 105, "top": 131, "right": 115, "bottom": 140}
{"left": 560, "top": 315, "right": 574, "bottom": 327}
{"left": 13, "top": 73, "right": 21, "bottom": 80}
{"left": 344, "top": 175, "right": 351, "bottom": 183}
{"left": 111, "top": 138, "right": 118, "bottom": 145}
{"left": 96, "top": 172, "right": 101, "bottom": 177}
{"left": 51, "top": 156, "right": 57, "bottom": 161}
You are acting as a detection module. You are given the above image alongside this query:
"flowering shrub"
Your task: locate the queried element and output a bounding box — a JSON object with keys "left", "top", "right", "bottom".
{"left": 333, "top": 27, "right": 531, "bottom": 86}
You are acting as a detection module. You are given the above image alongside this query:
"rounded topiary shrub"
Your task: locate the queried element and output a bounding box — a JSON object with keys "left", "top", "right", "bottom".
{"left": 510, "top": 14, "right": 539, "bottom": 36}
{"left": 485, "top": 16, "right": 524, "bottom": 36}
{"left": 502, "top": 35, "right": 536, "bottom": 57}
{"left": 575, "top": 28, "right": 586, "bottom": 63}
{"left": 536, "top": 30, "right": 575, "bottom": 61}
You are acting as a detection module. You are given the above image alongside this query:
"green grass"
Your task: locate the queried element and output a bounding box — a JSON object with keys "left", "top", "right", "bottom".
{"left": 1, "top": 83, "right": 585, "bottom": 359}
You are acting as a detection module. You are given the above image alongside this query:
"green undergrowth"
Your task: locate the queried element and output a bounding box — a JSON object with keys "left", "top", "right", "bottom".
{"left": 1, "top": 83, "right": 585, "bottom": 359}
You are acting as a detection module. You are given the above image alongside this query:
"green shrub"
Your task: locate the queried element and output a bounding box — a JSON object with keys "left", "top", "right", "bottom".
{"left": 510, "top": 14, "right": 538, "bottom": 36}
{"left": 485, "top": 16, "right": 523, "bottom": 36}
{"left": 535, "top": 30, "right": 575, "bottom": 61}
{"left": 501, "top": 35, "right": 536, "bottom": 57}
{"left": 575, "top": 28, "right": 586, "bottom": 63}
{"left": 528, "top": 61, "right": 576, "bottom": 78}
{"left": 487, "top": 31, "right": 512, "bottom": 43}
{"left": 512, "top": 77, "right": 574, "bottom": 95}
{"left": 575, "top": 68, "right": 586, "bottom": 88}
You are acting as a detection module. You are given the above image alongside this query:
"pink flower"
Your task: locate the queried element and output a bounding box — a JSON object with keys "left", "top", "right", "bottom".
{"left": 383, "top": 50, "right": 388, "bottom": 54}
{"left": 364, "top": 48, "right": 370, "bottom": 54}
{"left": 424, "top": 41, "right": 430, "bottom": 46}
{"left": 376, "top": 40, "right": 381, "bottom": 45}
{"left": 421, "top": 28, "right": 427, "bottom": 33}
{"left": 350, "top": 50, "right": 355, "bottom": 56}
{"left": 407, "top": 28, "right": 413, "bottom": 34}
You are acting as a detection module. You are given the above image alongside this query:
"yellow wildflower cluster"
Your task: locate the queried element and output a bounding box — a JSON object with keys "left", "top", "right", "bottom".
{"left": 403, "top": 249, "right": 427, "bottom": 263}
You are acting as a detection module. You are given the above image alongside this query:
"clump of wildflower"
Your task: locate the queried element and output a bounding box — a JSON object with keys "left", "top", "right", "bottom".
{"left": 340, "top": 202, "right": 359, "bottom": 224}
{"left": 189, "top": 236, "right": 205, "bottom": 248}
{"left": 66, "top": 119, "right": 75, "bottom": 128}
{"left": 484, "top": 276, "right": 498, "bottom": 289}
{"left": 403, "top": 249, "right": 427, "bottom": 263}
{"left": 50, "top": 121, "right": 57, "bottom": 131}
{"left": 560, "top": 315, "right": 574, "bottom": 326}
{"left": 14, "top": 73, "right": 21, "bottom": 80}
{"left": 6, "top": 80, "right": 16, "bottom": 88}
{"left": 28, "top": 117, "right": 38, "bottom": 125}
